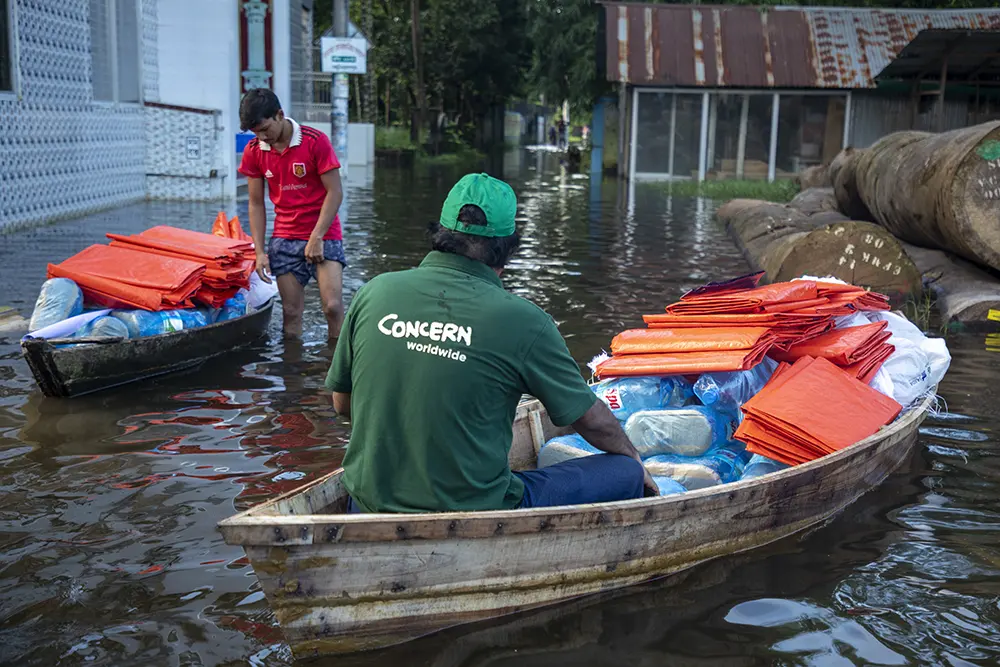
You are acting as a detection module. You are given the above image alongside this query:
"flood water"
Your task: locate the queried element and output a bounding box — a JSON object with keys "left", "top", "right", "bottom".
{"left": 1, "top": 148, "right": 999, "bottom": 666}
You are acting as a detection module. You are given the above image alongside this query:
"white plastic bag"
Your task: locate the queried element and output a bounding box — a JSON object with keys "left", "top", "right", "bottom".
{"left": 247, "top": 272, "right": 280, "bottom": 309}
{"left": 865, "top": 311, "right": 950, "bottom": 405}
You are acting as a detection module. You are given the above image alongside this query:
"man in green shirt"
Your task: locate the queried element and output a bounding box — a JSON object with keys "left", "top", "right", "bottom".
{"left": 326, "top": 173, "right": 657, "bottom": 513}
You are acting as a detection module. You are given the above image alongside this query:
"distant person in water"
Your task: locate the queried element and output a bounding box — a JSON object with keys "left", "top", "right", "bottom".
{"left": 238, "top": 88, "right": 346, "bottom": 343}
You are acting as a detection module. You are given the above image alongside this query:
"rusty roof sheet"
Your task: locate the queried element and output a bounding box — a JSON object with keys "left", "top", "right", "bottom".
{"left": 603, "top": 3, "right": 1000, "bottom": 88}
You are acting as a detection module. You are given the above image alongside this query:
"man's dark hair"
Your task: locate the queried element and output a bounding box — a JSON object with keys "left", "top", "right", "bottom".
{"left": 240, "top": 88, "right": 282, "bottom": 132}
{"left": 429, "top": 205, "right": 520, "bottom": 270}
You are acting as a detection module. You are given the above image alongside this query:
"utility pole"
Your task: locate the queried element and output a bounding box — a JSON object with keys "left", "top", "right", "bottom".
{"left": 331, "top": 0, "right": 349, "bottom": 169}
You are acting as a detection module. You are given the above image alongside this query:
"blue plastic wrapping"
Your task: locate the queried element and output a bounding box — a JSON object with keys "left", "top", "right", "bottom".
{"left": 110, "top": 309, "right": 210, "bottom": 338}
{"left": 643, "top": 442, "right": 752, "bottom": 490}
{"left": 592, "top": 376, "right": 693, "bottom": 423}
{"left": 537, "top": 433, "right": 601, "bottom": 469}
{"left": 28, "top": 278, "right": 84, "bottom": 332}
{"left": 623, "top": 405, "right": 731, "bottom": 457}
{"left": 652, "top": 476, "right": 687, "bottom": 496}
{"left": 694, "top": 357, "right": 779, "bottom": 422}
{"left": 217, "top": 292, "right": 247, "bottom": 323}
{"left": 740, "top": 453, "right": 790, "bottom": 480}
{"left": 72, "top": 315, "right": 130, "bottom": 340}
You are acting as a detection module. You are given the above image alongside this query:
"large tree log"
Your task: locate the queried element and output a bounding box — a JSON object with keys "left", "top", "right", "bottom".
{"left": 900, "top": 242, "right": 1000, "bottom": 330}
{"left": 717, "top": 199, "right": 922, "bottom": 301}
{"left": 845, "top": 122, "right": 1000, "bottom": 273}
{"left": 828, "top": 147, "right": 874, "bottom": 222}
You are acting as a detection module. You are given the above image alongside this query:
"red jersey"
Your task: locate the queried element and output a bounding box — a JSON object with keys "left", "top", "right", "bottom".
{"left": 238, "top": 119, "right": 342, "bottom": 241}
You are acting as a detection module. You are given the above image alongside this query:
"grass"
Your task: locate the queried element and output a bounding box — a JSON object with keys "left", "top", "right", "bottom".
{"left": 417, "top": 145, "right": 485, "bottom": 166}
{"left": 656, "top": 179, "right": 801, "bottom": 203}
{"left": 375, "top": 126, "right": 418, "bottom": 151}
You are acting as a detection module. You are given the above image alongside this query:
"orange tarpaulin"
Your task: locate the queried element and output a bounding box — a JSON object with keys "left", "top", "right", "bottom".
{"left": 666, "top": 281, "right": 818, "bottom": 315}
{"left": 734, "top": 356, "right": 902, "bottom": 465}
{"left": 770, "top": 321, "right": 892, "bottom": 367}
{"left": 595, "top": 348, "right": 771, "bottom": 379}
{"left": 47, "top": 245, "right": 205, "bottom": 311}
{"left": 844, "top": 343, "right": 895, "bottom": 384}
{"left": 212, "top": 212, "right": 253, "bottom": 243}
{"left": 610, "top": 327, "right": 775, "bottom": 355}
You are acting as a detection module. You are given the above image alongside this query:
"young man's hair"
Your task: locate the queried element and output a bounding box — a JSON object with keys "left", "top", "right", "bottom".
{"left": 428, "top": 205, "right": 520, "bottom": 270}
{"left": 240, "top": 88, "right": 282, "bottom": 132}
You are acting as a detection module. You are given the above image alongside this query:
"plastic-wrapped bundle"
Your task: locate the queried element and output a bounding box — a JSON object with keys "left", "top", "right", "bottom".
{"left": 111, "top": 308, "right": 209, "bottom": 338}
{"left": 643, "top": 443, "right": 751, "bottom": 490}
{"left": 72, "top": 315, "right": 130, "bottom": 340}
{"left": 217, "top": 292, "right": 247, "bottom": 322}
{"left": 537, "top": 434, "right": 601, "bottom": 468}
{"left": 652, "top": 476, "right": 687, "bottom": 496}
{"left": 740, "top": 453, "right": 790, "bottom": 481}
{"left": 29, "top": 278, "right": 84, "bottom": 332}
{"left": 591, "top": 376, "right": 692, "bottom": 423}
{"left": 623, "top": 405, "right": 729, "bottom": 457}
{"left": 693, "top": 357, "right": 779, "bottom": 421}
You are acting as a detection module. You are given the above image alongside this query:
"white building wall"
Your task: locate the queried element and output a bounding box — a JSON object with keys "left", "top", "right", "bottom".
{"left": 0, "top": 0, "right": 147, "bottom": 231}
{"left": 146, "top": 0, "right": 240, "bottom": 201}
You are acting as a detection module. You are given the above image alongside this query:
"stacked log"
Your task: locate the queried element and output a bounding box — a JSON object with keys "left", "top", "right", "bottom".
{"left": 717, "top": 198, "right": 922, "bottom": 300}
{"left": 838, "top": 122, "right": 1000, "bottom": 273}
{"left": 900, "top": 243, "right": 1000, "bottom": 330}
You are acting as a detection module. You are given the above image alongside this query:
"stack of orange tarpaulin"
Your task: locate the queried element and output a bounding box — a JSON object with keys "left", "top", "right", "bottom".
{"left": 770, "top": 320, "right": 894, "bottom": 384}
{"left": 593, "top": 272, "right": 892, "bottom": 380}
{"left": 47, "top": 244, "right": 206, "bottom": 311}
{"left": 106, "top": 215, "right": 256, "bottom": 307}
{"left": 734, "top": 356, "right": 902, "bottom": 465}
{"left": 47, "top": 213, "right": 257, "bottom": 311}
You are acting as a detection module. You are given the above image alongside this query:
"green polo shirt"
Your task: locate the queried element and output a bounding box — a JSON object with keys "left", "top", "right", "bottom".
{"left": 325, "top": 251, "right": 598, "bottom": 513}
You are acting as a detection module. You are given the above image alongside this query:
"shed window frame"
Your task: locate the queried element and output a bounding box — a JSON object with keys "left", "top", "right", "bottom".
{"left": 629, "top": 87, "right": 853, "bottom": 183}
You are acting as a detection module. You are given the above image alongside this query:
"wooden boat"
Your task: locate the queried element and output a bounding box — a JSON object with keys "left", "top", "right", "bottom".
{"left": 217, "top": 391, "right": 934, "bottom": 660}
{"left": 21, "top": 299, "right": 275, "bottom": 398}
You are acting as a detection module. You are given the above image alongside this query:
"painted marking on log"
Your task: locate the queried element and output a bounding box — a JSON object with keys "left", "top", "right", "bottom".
{"left": 975, "top": 140, "right": 1000, "bottom": 161}
{"left": 845, "top": 243, "right": 855, "bottom": 256}
{"left": 988, "top": 309, "right": 1000, "bottom": 323}
{"left": 987, "top": 334, "right": 1000, "bottom": 352}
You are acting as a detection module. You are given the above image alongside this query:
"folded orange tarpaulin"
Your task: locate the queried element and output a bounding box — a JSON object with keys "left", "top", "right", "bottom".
{"left": 770, "top": 321, "right": 890, "bottom": 366}
{"left": 211, "top": 212, "right": 251, "bottom": 243}
{"left": 52, "top": 244, "right": 205, "bottom": 292}
{"left": 843, "top": 343, "right": 895, "bottom": 384}
{"left": 610, "top": 327, "right": 775, "bottom": 355}
{"left": 141, "top": 225, "right": 253, "bottom": 254}
{"left": 595, "top": 348, "right": 771, "bottom": 379}
{"left": 643, "top": 312, "right": 827, "bottom": 327}
{"left": 666, "top": 281, "right": 818, "bottom": 315}
{"left": 47, "top": 262, "right": 167, "bottom": 311}
{"left": 735, "top": 356, "right": 901, "bottom": 464}
{"left": 107, "top": 233, "right": 239, "bottom": 263}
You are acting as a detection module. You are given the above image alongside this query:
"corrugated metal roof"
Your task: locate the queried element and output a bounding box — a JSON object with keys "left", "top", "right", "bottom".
{"left": 603, "top": 3, "right": 1000, "bottom": 88}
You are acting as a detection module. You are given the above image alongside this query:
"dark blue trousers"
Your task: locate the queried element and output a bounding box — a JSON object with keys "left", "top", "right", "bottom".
{"left": 345, "top": 454, "right": 644, "bottom": 513}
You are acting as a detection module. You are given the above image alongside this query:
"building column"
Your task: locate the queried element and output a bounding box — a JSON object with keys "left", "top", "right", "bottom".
{"left": 241, "top": 1, "right": 272, "bottom": 91}
{"left": 768, "top": 92, "right": 779, "bottom": 183}
{"left": 271, "top": 0, "right": 291, "bottom": 108}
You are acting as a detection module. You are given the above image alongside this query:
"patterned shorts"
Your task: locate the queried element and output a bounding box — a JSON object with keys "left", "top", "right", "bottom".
{"left": 268, "top": 237, "right": 347, "bottom": 286}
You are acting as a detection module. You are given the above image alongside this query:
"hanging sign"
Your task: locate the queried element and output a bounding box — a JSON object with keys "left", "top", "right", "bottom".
{"left": 320, "top": 37, "right": 368, "bottom": 74}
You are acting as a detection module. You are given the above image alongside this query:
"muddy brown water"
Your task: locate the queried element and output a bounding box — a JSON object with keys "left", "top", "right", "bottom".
{"left": 1, "top": 149, "right": 999, "bottom": 666}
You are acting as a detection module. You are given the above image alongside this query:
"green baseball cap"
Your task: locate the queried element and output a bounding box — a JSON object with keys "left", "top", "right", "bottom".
{"left": 439, "top": 173, "right": 517, "bottom": 237}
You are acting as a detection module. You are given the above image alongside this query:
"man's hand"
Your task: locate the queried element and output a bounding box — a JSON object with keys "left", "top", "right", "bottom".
{"left": 304, "top": 236, "right": 325, "bottom": 265}
{"left": 255, "top": 252, "right": 272, "bottom": 284}
{"left": 641, "top": 465, "right": 660, "bottom": 497}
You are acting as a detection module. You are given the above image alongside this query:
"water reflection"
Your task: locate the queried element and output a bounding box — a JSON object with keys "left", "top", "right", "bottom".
{"left": 0, "top": 150, "right": 998, "bottom": 666}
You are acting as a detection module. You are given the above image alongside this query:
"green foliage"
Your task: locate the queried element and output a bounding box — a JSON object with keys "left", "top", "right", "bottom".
{"left": 658, "top": 179, "right": 801, "bottom": 203}
{"left": 526, "top": 0, "right": 606, "bottom": 116}
{"left": 375, "top": 126, "right": 418, "bottom": 151}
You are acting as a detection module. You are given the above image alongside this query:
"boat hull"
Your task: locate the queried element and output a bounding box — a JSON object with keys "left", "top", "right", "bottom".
{"left": 218, "top": 393, "right": 932, "bottom": 659}
{"left": 21, "top": 300, "right": 275, "bottom": 398}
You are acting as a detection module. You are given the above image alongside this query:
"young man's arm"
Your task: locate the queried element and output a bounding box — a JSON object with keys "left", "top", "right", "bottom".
{"left": 247, "top": 177, "right": 270, "bottom": 283}
{"left": 305, "top": 169, "right": 343, "bottom": 264}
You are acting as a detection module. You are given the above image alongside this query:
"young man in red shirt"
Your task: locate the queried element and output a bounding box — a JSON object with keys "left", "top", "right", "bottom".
{"left": 238, "top": 88, "right": 346, "bottom": 342}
